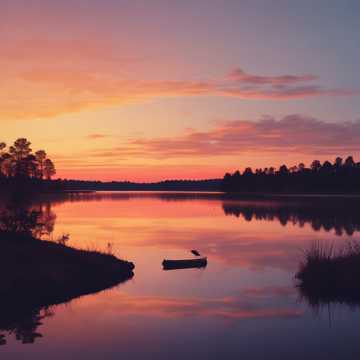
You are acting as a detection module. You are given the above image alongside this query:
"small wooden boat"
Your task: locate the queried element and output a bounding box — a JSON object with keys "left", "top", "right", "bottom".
{"left": 162, "top": 257, "right": 207, "bottom": 270}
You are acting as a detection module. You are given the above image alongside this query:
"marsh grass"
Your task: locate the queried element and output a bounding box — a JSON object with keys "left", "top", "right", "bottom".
{"left": 296, "top": 240, "right": 360, "bottom": 306}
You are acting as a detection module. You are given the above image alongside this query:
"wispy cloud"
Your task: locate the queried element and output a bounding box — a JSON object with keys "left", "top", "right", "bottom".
{"left": 0, "top": 35, "right": 356, "bottom": 120}
{"left": 51, "top": 114, "right": 360, "bottom": 181}
{"left": 122, "top": 115, "right": 360, "bottom": 158}
{"left": 53, "top": 114, "right": 360, "bottom": 180}
{"left": 87, "top": 134, "right": 108, "bottom": 139}
{"left": 228, "top": 67, "right": 318, "bottom": 85}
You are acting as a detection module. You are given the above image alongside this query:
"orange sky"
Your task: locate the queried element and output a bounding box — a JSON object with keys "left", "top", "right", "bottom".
{"left": 2, "top": 1, "right": 360, "bottom": 181}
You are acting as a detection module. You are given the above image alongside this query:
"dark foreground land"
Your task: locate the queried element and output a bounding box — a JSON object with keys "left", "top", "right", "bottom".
{"left": 0, "top": 202, "right": 134, "bottom": 345}
{"left": 296, "top": 241, "right": 360, "bottom": 307}
{"left": 0, "top": 233, "right": 134, "bottom": 306}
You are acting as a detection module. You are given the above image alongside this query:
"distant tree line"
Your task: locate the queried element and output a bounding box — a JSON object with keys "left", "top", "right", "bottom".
{"left": 222, "top": 156, "right": 360, "bottom": 194}
{"left": 59, "top": 179, "right": 222, "bottom": 192}
{"left": 0, "top": 138, "right": 56, "bottom": 180}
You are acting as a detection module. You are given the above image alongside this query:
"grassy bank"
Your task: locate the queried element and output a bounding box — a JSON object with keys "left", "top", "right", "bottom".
{"left": 0, "top": 233, "right": 134, "bottom": 307}
{"left": 296, "top": 241, "right": 360, "bottom": 305}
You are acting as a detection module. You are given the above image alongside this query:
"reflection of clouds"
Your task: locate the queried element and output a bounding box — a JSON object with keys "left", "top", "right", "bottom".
{"left": 37, "top": 193, "right": 360, "bottom": 272}
{"left": 57, "top": 218, "right": 323, "bottom": 272}
{"left": 162, "top": 233, "right": 301, "bottom": 271}
{"left": 240, "top": 286, "right": 295, "bottom": 298}
{"left": 89, "top": 225, "right": 306, "bottom": 272}
{"left": 193, "top": 232, "right": 306, "bottom": 271}
{"left": 82, "top": 286, "right": 301, "bottom": 321}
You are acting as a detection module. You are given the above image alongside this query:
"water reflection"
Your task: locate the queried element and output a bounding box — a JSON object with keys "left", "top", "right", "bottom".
{"left": 298, "top": 284, "right": 360, "bottom": 313}
{"left": 222, "top": 199, "right": 360, "bottom": 236}
{"left": 0, "top": 196, "right": 132, "bottom": 347}
{"left": 0, "top": 192, "right": 56, "bottom": 240}
{"left": 3, "top": 192, "right": 360, "bottom": 358}
{"left": 73, "top": 286, "right": 301, "bottom": 321}
{"left": 35, "top": 192, "right": 360, "bottom": 236}
{"left": 30, "top": 192, "right": 360, "bottom": 272}
{"left": 0, "top": 303, "right": 53, "bottom": 345}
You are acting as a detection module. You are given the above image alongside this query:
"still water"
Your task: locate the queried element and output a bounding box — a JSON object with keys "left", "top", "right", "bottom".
{"left": 2, "top": 192, "right": 360, "bottom": 359}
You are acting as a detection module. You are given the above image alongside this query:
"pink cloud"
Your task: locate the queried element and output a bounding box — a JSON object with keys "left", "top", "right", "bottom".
{"left": 228, "top": 67, "right": 318, "bottom": 85}
{"left": 220, "top": 85, "right": 355, "bottom": 100}
{"left": 124, "top": 115, "right": 360, "bottom": 158}
{"left": 0, "top": 33, "right": 356, "bottom": 121}
{"left": 52, "top": 114, "right": 360, "bottom": 181}
{"left": 0, "top": 4, "right": 358, "bottom": 121}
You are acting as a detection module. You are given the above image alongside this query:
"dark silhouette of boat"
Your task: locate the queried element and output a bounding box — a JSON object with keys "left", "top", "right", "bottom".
{"left": 162, "top": 257, "right": 207, "bottom": 270}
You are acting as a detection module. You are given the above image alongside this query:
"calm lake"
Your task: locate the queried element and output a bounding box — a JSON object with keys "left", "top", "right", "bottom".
{"left": 2, "top": 192, "right": 360, "bottom": 359}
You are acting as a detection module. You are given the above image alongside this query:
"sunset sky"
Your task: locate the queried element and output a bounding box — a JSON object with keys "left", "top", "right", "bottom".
{"left": 2, "top": 0, "right": 360, "bottom": 181}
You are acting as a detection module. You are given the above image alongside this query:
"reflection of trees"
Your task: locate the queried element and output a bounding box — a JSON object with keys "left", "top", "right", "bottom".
{"left": 0, "top": 277, "right": 131, "bottom": 346}
{"left": 0, "top": 200, "right": 56, "bottom": 240}
{"left": 0, "top": 198, "right": 57, "bottom": 345}
{"left": 0, "top": 305, "right": 54, "bottom": 345}
{"left": 0, "top": 206, "right": 42, "bottom": 237}
{"left": 0, "top": 194, "right": 133, "bottom": 346}
{"left": 22, "top": 192, "right": 360, "bottom": 237}
{"left": 222, "top": 200, "right": 360, "bottom": 236}
{"left": 31, "top": 191, "right": 223, "bottom": 206}
{"left": 33, "top": 203, "right": 56, "bottom": 239}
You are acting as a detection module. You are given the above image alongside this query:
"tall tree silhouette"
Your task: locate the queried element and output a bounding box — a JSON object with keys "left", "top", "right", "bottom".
{"left": 9, "top": 138, "right": 32, "bottom": 161}
{"left": 35, "top": 150, "right": 47, "bottom": 179}
{"left": 0, "top": 139, "right": 56, "bottom": 180}
{"left": 44, "top": 159, "right": 56, "bottom": 180}
{"left": 310, "top": 160, "right": 321, "bottom": 172}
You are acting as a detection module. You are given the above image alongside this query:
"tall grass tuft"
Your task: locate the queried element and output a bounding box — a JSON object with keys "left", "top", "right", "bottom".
{"left": 296, "top": 240, "right": 360, "bottom": 307}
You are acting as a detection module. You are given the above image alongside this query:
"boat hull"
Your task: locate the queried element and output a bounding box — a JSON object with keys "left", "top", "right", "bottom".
{"left": 162, "top": 257, "right": 207, "bottom": 270}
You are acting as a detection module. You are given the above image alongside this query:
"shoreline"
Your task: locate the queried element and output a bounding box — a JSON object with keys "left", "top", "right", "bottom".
{"left": 0, "top": 234, "right": 134, "bottom": 307}
{"left": 63, "top": 190, "right": 360, "bottom": 200}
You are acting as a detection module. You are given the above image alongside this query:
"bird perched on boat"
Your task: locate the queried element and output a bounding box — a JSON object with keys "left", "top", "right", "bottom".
{"left": 191, "top": 249, "right": 201, "bottom": 256}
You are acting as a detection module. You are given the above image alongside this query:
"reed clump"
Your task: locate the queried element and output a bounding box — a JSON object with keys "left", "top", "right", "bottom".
{"left": 296, "top": 240, "right": 360, "bottom": 305}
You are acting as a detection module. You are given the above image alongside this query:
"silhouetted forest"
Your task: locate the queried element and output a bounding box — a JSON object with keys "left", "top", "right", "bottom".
{"left": 222, "top": 156, "right": 360, "bottom": 194}
{"left": 0, "top": 138, "right": 58, "bottom": 193}
{"left": 0, "top": 140, "right": 221, "bottom": 192}
{"left": 59, "top": 178, "right": 222, "bottom": 192}
{"left": 0, "top": 138, "right": 56, "bottom": 180}
{"left": 4, "top": 138, "right": 360, "bottom": 195}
